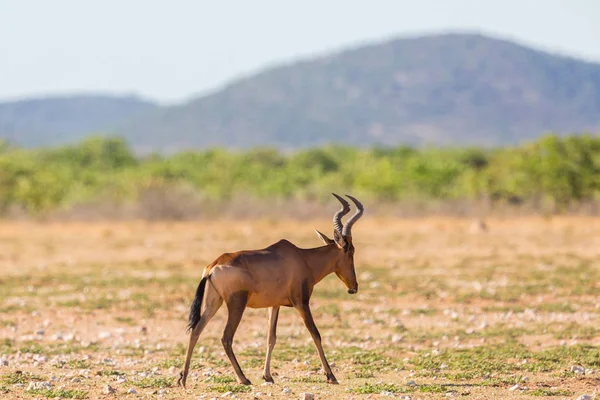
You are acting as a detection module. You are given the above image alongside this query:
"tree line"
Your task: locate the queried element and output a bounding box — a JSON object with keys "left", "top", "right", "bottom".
{"left": 0, "top": 134, "right": 598, "bottom": 216}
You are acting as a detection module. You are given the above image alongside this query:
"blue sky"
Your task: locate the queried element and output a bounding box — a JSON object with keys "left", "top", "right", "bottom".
{"left": 1, "top": 0, "right": 598, "bottom": 103}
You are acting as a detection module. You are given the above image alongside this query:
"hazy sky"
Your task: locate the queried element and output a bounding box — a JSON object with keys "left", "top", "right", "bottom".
{"left": 1, "top": 0, "right": 598, "bottom": 104}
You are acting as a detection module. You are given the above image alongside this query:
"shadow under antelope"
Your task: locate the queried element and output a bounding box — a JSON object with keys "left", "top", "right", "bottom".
{"left": 178, "top": 193, "right": 364, "bottom": 387}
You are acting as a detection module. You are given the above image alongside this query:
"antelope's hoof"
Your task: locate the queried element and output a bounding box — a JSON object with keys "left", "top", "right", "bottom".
{"left": 239, "top": 378, "right": 252, "bottom": 385}
{"left": 262, "top": 375, "right": 274, "bottom": 383}
{"left": 177, "top": 371, "right": 186, "bottom": 388}
{"left": 326, "top": 375, "right": 339, "bottom": 385}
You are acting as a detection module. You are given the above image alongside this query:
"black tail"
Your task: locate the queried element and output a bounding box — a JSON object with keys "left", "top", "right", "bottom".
{"left": 187, "top": 277, "right": 207, "bottom": 333}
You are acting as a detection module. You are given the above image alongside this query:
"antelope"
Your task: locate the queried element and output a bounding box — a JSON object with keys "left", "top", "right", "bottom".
{"left": 178, "top": 193, "right": 364, "bottom": 388}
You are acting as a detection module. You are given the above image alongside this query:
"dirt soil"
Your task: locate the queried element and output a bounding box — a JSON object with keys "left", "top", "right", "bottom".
{"left": 0, "top": 217, "right": 599, "bottom": 399}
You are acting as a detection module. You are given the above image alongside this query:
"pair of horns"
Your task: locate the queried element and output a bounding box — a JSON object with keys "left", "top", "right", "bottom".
{"left": 332, "top": 193, "right": 364, "bottom": 237}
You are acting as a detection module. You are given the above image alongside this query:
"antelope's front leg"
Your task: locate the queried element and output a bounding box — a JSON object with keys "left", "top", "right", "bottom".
{"left": 296, "top": 303, "right": 338, "bottom": 384}
{"left": 262, "top": 306, "right": 280, "bottom": 382}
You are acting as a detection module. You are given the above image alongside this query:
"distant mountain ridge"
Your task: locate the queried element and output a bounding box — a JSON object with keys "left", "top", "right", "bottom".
{"left": 1, "top": 33, "right": 599, "bottom": 151}
{"left": 0, "top": 95, "right": 158, "bottom": 147}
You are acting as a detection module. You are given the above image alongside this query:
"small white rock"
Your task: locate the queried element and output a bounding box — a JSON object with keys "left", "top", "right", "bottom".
{"left": 103, "top": 384, "right": 116, "bottom": 394}
{"left": 221, "top": 392, "right": 233, "bottom": 398}
{"left": 127, "top": 388, "right": 137, "bottom": 394}
{"left": 27, "top": 381, "right": 52, "bottom": 391}
{"left": 282, "top": 387, "right": 292, "bottom": 394}
{"left": 381, "top": 390, "right": 395, "bottom": 397}
{"left": 407, "top": 380, "right": 417, "bottom": 387}
{"left": 391, "top": 334, "right": 404, "bottom": 343}
{"left": 71, "top": 377, "right": 81, "bottom": 383}
{"left": 509, "top": 384, "right": 520, "bottom": 391}
{"left": 299, "top": 393, "right": 314, "bottom": 400}
{"left": 576, "top": 396, "right": 592, "bottom": 400}
{"left": 261, "top": 381, "right": 273, "bottom": 386}
{"left": 571, "top": 365, "right": 585, "bottom": 375}
{"left": 399, "top": 396, "right": 412, "bottom": 400}
{"left": 98, "top": 331, "right": 112, "bottom": 340}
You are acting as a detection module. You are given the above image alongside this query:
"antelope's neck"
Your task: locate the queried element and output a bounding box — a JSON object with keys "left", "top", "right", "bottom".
{"left": 300, "top": 244, "right": 338, "bottom": 284}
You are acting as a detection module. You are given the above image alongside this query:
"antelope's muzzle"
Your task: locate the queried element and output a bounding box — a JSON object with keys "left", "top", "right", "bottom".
{"left": 347, "top": 288, "right": 357, "bottom": 295}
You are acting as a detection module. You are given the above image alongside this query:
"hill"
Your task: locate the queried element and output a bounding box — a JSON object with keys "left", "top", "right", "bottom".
{"left": 0, "top": 95, "right": 158, "bottom": 147}
{"left": 2, "top": 33, "right": 599, "bottom": 150}
{"left": 120, "top": 33, "right": 600, "bottom": 151}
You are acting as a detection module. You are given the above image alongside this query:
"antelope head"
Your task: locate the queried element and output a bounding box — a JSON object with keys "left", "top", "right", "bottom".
{"left": 315, "top": 193, "right": 364, "bottom": 294}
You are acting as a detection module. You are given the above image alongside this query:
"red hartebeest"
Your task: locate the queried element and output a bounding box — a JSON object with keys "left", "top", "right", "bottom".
{"left": 178, "top": 193, "right": 364, "bottom": 388}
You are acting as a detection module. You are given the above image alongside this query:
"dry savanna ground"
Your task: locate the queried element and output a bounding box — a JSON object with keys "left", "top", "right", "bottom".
{"left": 0, "top": 217, "right": 599, "bottom": 400}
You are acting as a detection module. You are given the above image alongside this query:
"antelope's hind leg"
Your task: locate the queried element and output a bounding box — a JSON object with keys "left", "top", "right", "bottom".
{"left": 179, "top": 281, "right": 223, "bottom": 388}
{"left": 262, "top": 306, "right": 280, "bottom": 383}
{"left": 222, "top": 291, "right": 251, "bottom": 385}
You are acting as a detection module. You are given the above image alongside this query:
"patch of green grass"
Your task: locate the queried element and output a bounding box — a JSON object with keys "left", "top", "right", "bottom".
{"left": 413, "top": 342, "right": 560, "bottom": 376}
{"left": 479, "top": 326, "right": 533, "bottom": 339}
{"left": 2, "top": 372, "right": 27, "bottom": 385}
{"left": 553, "top": 323, "right": 598, "bottom": 340}
{"left": 96, "top": 370, "right": 125, "bottom": 377}
{"left": 0, "top": 385, "right": 8, "bottom": 394}
{"left": 156, "top": 358, "right": 182, "bottom": 369}
{"left": 19, "top": 342, "right": 45, "bottom": 354}
{"left": 290, "top": 376, "right": 325, "bottom": 383}
{"left": 352, "top": 382, "right": 408, "bottom": 394}
{"left": 345, "top": 348, "right": 399, "bottom": 372}
{"left": 27, "top": 389, "right": 88, "bottom": 399}
{"left": 411, "top": 308, "right": 437, "bottom": 316}
{"left": 209, "top": 384, "right": 251, "bottom": 393}
{"left": 351, "top": 371, "right": 375, "bottom": 379}
{"left": 529, "top": 388, "right": 573, "bottom": 396}
{"left": 241, "top": 358, "right": 264, "bottom": 368}
{"left": 535, "top": 302, "right": 575, "bottom": 313}
{"left": 66, "top": 359, "right": 92, "bottom": 369}
{"left": 114, "top": 316, "right": 136, "bottom": 325}
{"left": 0, "top": 338, "right": 14, "bottom": 355}
{"left": 480, "top": 376, "right": 524, "bottom": 387}
{"left": 482, "top": 305, "right": 525, "bottom": 313}
{"left": 276, "top": 344, "right": 315, "bottom": 361}
{"left": 132, "top": 377, "right": 174, "bottom": 389}
{"left": 418, "top": 384, "right": 448, "bottom": 393}
{"left": 2, "top": 371, "right": 45, "bottom": 385}
{"left": 58, "top": 299, "right": 82, "bottom": 308}
{"left": 555, "top": 370, "right": 576, "bottom": 378}
{"left": 530, "top": 344, "right": 600, "bottom": 369}
{"left": 412, "top": 343, "right": 599, "bottom": 376}
{"left": 238, "top": 348, "right": 262, "bottom": 357}
{"left": 169, "top": 342, "right": 186, "bottom": 357}
{"left": 205, "top": 375, "right": 236, "bottom": 384}
{"left": 19, "top": 341, "right": 100, "bottom": 356}
{"left": 117, "top": 345, "right": 146, "bottom": 357}
{"left": 0, "top": 304, "right": 35, "bottom": 313}
{"left": 0, "top": 319, "right": 16, "bottom": 328}
{"left": 443, "top": 371, "right": 477, "bottom": 380}
{"left": 315, "top": 303, "right": 341, "bottom": 318}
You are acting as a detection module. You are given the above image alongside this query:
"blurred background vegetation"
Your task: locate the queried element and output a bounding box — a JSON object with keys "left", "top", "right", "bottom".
{"left": 0, "top": 133, "right": 598, "bottom": 219}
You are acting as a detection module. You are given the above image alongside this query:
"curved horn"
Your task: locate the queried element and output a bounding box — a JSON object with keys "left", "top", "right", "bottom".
{"left": 342, "top": 195, "right": 364, "bottom": 237}
{"left": 332, "top": 193, "right": 350, "bottom": 235}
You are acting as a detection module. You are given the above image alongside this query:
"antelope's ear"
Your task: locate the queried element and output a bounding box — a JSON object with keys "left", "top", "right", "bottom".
{"left": 314, "top": 229, "right": 334, "bottom": 245}
{"left": 333, "top": 229, "right": 347, "bottom": 249}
